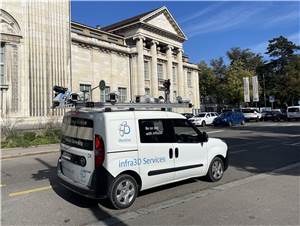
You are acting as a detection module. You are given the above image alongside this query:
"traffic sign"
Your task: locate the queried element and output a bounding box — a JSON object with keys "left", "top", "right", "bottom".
{"left": 99, "top": 80, "right": 106, "bottom": 91}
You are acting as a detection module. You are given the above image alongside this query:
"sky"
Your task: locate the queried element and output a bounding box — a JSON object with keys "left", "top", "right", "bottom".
{"left": 71, "top": 1, "right": 300, "bottom": 65}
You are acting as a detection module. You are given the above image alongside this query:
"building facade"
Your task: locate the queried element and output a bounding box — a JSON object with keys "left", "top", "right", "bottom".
{"left": 1, "top": 2, "right": 200, "bottom": 128}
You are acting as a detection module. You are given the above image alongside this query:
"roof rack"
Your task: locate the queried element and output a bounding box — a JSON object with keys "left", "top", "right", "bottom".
{"left": 52, "top": 84, "right": 192, "bottom": 111}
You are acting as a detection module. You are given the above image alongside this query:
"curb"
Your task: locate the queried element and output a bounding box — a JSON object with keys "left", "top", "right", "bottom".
{"left": 1, "top": 149, "right": 59, "bottom": 160}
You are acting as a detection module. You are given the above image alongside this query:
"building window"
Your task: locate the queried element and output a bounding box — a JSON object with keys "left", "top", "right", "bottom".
{"left": 173, "top": 90, "right": 177, "bottom": 100}
{"left": 80, "top": 84, "right": 91, "bottom": 99}
{"left": 145, "top": 88, "right": 150, "bottom": 95}
{"left": 144, "top": 61, "right": 150, "bottom": 80}
{"left": 118, "top": 87, "right": 127, "bottom": 103}
{"left": 0, "top": 43, "right": 5, "bottom": 85}
{"left": 172, "top": 65, "right": 177, "bottom": 84}
{"left": 157, "top": 63, "right": 163, "bottom": 81}
{"left": 80, "top": 84, "right": 91, "bottom": 92}
{"left": 100, "top": 86, "right": 110, "bottom": 102}
{"left": 187, "top": 71, "right": 192, "bottom": 88}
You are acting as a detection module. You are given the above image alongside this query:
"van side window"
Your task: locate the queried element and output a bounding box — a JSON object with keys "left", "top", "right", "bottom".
{"left": 139, "top": 119, "right": 172, "bottom": 143}
{"left": 172, "top": 119, "right": 200, "bottom": 143}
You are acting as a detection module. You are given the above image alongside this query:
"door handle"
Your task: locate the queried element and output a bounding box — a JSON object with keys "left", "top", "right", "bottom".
{"left": 175, "top": 148, "right": 179, "bottom": 158}
{"left": 169, "top": 148, "right": 173, "bottom": 159}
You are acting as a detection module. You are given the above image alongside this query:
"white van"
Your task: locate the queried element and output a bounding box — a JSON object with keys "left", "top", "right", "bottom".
{"left": 287, "top": 106, "right": 300, "bottom": 120}
{"left": 57, "top": 109, "right": 228, "bottom": 209}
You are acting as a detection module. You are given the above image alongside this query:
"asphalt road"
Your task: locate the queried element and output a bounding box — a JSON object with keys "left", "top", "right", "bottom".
{"left": 2, "top": 121, "right": 300, "bottom": 226}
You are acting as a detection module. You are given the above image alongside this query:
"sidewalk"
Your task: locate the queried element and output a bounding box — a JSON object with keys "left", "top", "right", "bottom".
{"left": 1, "top": 143, "right": 59, "bottom": 159}
{"left": 91, "top": 163, "right": 300, "bottom": 226}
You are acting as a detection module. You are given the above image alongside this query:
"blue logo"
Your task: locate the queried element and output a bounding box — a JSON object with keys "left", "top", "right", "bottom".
{"left": 119, "top": 121, "right": 130, "bottom": 137}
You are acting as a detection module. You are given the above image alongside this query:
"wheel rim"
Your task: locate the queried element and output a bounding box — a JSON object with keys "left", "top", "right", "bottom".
{"left": 212, "top": 160, "right": 223, "bottom": 180}
{"left": 115, "top": 179, "right": 135, "bottom": 205}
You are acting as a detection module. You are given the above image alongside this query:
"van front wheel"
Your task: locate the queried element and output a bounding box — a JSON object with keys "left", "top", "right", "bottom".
{"left": 108, "top": 174, "right": 138, "bottom": 209}
{"left": 206, "top": 157, "right": 224, "bottom": 182}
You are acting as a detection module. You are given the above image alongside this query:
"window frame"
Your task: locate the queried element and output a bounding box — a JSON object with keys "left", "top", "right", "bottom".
{"left": 0, "top": 43, "right": 5, "bottom": 85}
{"left": 144, "top": 60, "right": 150, "bottom": 80}
{"left": 157, "top": 63, "right": 164, "bottom": 81}
{"left": 138, "top": 118, "right": 173, "bottom": 143}
{"left": 118, "top": 87, "right": 127, "bottom": 103}
{"left": 169, "top": 118, "right": 202, "bottom": 144}
{"left": 187, "top": 71, "right": 192, "bottom": 88}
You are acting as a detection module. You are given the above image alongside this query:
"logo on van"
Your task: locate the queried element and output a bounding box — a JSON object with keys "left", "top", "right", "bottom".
{"left": 119, "top": 121, "right": 130, "bottom": 137}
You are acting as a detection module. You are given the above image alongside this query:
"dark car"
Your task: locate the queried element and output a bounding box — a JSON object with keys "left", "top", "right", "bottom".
{"left": 181, "top": 113, "right": 194, "bottom": 119}
{"left": 263, "top": 110, "right": 286, "bottom": 121}
{"left": 213, "top": 111, "right": 245, "bottom": 127}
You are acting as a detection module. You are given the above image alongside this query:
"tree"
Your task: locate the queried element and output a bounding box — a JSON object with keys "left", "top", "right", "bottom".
{"left": 227, "top": 47, "right": 264, "bottom": 72}
{"left": 210, "top": 57, "right": 226, "bottom": 78}
{"left": 263, "top": 36, "right": 300, "bottom": 106}
{"left": 223, "top": 61, "right": 253, "bottom": 106}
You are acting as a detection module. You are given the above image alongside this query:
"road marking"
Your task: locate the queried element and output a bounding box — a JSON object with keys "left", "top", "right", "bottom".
{"left": 288, "top": 142, "right": 300, "bottom": 146}
{"left": 207, "top": 130, "right": 224, "bottom": 134}
{"left": 231, "top": 149, "right": 249, "bottom": 154}
{"left": 9, "top": 185, "right": 52, "bottom": 197}
{"left": 85, "top": 162, "right": 300, "bottom": 226}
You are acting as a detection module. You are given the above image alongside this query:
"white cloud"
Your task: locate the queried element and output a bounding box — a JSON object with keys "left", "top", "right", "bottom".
{"left": 179, "top": 3, "right": 223, "bottom": 24}
{"left": 184, "top": 6, "right": 264, "bottom": 37}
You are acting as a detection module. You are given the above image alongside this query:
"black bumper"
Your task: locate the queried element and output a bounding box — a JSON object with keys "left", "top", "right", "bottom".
{"left": 224, "top": 152, "right": 229, "bottom": 171}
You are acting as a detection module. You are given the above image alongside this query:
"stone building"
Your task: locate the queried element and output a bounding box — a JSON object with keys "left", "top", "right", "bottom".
{"left": 1, "top": 1, "right": 200, "bottom": 128}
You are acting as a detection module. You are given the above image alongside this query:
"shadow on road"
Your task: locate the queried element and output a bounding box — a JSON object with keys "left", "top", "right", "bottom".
{"left": 32, "top": 158, "right": 129, "bottom": 226}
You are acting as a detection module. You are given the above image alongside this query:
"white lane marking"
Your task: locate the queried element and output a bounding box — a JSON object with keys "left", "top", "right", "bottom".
{"left": 207, "top": 130, "right": 224, "bottom": 134}
{"left": 287, "top": 142, "right": 300, "bottom": 146}
{"left": 230, "top": 149, "right": 249, "bottom": 154}
{"left": 85, "top": 162, "right": 300, "bottom": 226}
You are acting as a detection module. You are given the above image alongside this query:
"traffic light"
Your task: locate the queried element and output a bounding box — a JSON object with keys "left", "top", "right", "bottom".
{"left": 163, "top": 79, "right": 171, "bottom": 94}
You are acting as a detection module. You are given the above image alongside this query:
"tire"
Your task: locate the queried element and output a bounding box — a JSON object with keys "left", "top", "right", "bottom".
{"left": 241, "top": 120, "right": 245, "bottom": 125}
{"left": 108, "top": 174, "right": 138, "bottom": 209}
{"left": 228, "top": 121, "right": 232, "bottom": 127}
{"left": 201, "top": 121, "right": 206, "bottom": 127}
{"left": 206, "top": 157, "right": 224, "bottom": 182}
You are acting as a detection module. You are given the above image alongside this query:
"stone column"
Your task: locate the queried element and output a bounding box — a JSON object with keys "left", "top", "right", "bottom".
{"left": 134, "top": 36, "right": 145, "bottom": 96}
{"left": 166, "top": 45, "right": 174, "bottom": 102}
{"left": 177, "top": 49, "right": 184, "bottom": 98}
{"left": 150, "top": 40, "right": 159, "bottom": 98}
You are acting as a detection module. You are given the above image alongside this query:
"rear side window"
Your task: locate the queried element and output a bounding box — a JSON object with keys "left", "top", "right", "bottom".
{"left": 61, "top": 116, "right": 94, "bottom": 150}
{"left": 139, "top": 119, "right": 172, "bottom": 143}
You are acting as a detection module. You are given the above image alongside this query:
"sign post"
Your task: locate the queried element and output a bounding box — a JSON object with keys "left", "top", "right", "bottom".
{"left": 269, "top": 96, "right": 275, "bottom": 109}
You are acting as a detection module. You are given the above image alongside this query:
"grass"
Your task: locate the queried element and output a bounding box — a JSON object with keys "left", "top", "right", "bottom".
{"left": 1, "top": 129, "right": 61, "bottom": 149}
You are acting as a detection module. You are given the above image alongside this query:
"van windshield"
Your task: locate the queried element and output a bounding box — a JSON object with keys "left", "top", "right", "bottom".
{"left": 288, "top": 108, "right": 300, "bottom": 112}
{"left": 242, "top": 109, "right": 255, "bottom": 113}
{"left": 61, "top": 116, "right": 94, "bottom": 150}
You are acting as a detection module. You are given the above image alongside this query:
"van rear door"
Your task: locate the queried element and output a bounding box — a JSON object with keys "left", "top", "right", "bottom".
{"left": 59, "top": 113, "right": 95, "bottom": 187}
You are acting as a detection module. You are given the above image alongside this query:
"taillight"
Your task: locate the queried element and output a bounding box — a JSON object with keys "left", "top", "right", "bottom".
{"left": 95, "top": 134, "right": 105, "bottom": 167}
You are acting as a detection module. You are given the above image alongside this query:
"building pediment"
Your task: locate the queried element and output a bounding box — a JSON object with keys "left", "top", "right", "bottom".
{"left": 103, "top": 6, "right": 186, "bottom": 41}
{"left": 140, "top": 7, "right": 186, "bottom": 40}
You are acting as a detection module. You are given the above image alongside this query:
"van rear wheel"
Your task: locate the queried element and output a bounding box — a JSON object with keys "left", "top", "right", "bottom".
{"left": 108, "top": 174, "right": 138, "bottom": 209}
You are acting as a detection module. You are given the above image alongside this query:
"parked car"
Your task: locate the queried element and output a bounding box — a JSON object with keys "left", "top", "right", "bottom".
{"left": 189, "top": 112, "right": 219, "bottom": 127}
{"left": 263, "top": 109, "right": 286, "bottom": 121}
{"left": 213, "top": 111, "right": 245, "bottom": 127}
{"left": 181, "top": 113, "right": 194, "bottom": 119}
{"left": 241, "top": 108, "right": 262, "bottom": 121}
{"left": 287, "top": 106, "right": 300, "bottom": 121}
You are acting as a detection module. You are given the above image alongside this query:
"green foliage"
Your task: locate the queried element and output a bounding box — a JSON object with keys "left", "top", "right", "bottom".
{"left": 1, "top": 128, "right": 61, "bottom": 149}
{"left": 198, "top": 35, "right": 299, "bottom": 108}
